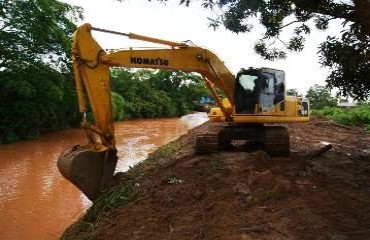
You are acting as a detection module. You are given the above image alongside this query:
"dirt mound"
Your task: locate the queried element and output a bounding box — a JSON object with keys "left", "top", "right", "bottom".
{"left": 62, "top": 117, "right": 370, "bottom": 240}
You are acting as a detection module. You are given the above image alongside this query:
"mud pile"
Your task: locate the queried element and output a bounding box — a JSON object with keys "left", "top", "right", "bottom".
{"left": 62, "top": 117, "right": 370, "bottom": 240}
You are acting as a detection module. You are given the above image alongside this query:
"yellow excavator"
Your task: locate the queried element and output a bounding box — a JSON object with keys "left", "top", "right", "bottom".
{"left": 58, "top": 23, "right": 309, "bottom": 200}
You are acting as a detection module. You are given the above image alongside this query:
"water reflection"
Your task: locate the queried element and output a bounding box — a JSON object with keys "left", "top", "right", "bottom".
{"left": 0, "top": 112, "right": 208, "bottom": 240}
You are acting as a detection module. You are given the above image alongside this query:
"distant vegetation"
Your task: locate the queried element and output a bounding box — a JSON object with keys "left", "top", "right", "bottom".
{"left": 306, "top": 85, "right": 370, "bottom": 131}
{"left": 110, "top": 69, "right": 210, "bottom": 120}
{"left": 289, "top": 84, "right": 370, "bottom": 130}
{"left": 312, "top": 105, "right": 370, "bottom": 131}
{"left": 0, "top": 0, "right": 82, "bottom": 143}
{"left": 0, "top": 1, "right": 211, "bottom": 144}
{"left": 305, "top": 84, "right": 337, "bottom": 110}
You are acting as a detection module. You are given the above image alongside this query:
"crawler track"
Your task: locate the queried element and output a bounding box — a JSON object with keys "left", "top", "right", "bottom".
{"left": 264, "top": 126, "right": 290, "bottom": 157}
{"left": 195, "top": 123, "right": 290, "bottom": 156}
{"left": 195, "top": 123, "right": 229, "bottom": 153}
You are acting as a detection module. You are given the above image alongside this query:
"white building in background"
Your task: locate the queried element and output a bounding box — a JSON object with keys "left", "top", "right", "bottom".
{"left": 337, "top": 100, "right": 357, "bottom": 108}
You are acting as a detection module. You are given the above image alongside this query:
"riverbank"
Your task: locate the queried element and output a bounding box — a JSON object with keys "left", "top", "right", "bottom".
{"left": 0, "top": 113, "right": 208, "bottom": 240}
{"left": 62, "top": 117, "right": 370, "bottom": 239}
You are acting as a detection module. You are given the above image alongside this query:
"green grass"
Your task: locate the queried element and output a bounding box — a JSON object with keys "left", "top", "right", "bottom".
{"left": 167, "top": 176, "right": 183, "bottom": 185}
{"left": 311, "top": 104, "right": 370, "bottom": 129}
{"left": 61, "top": 177, "right": 138, "bottom": 240}
{"left": 153, "top": 142, "right": 181, "bottom": 158}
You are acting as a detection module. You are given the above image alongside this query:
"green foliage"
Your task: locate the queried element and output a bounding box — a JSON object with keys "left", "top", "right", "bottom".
{"left": 364, "top": 124, "right": 370, "bottom": 132}
{"left": 61, "top": 177, "right": 137, "bottom": 240}
{"left": 0, "top": 0, "right": 82, "bottom": 143}
{"left": 87, "top": 180, "right": 136, "bottom": 222}
{"left": 111, "top": 92, "right": 126, "bottom": 121}
{"left": 0, "top": 63, "right": 79, "bottom": 143}
{"left": 111, "top": 68, "right": 210, "bottom": 119}
{"left": 312, "top": 105, "right": 370, "bottom": 128}
{"left": 305, "top": 84, "right": 337, "bottom": 109}
{"left": 167, "top": 176, "right": 183, "bottom": 185}
{"left": 348, "top": 104, "right": 370, "bottom": 126}
{"left": 156, "top": 142, "right": 181, "bottom": 158}
{"left": 1, "top": 0, "right": 82, "bottom": 70}
{"left": 160, "top": 0, "right": 370, "bottom": 100}
{"left": 321, "top": 106, "right": 344, "bottom": 117}
{"left": 319, "top": 34, "right": 370, "bottom": 100}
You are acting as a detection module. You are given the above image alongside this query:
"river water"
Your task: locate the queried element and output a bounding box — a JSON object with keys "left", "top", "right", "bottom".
{"left": 0, "top": 112, "right": 208, "bottom": 240}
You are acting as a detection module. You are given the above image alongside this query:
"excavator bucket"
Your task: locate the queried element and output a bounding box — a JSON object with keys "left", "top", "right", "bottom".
{"left": 57, "top": 145, "right": 118, "bottom": 201}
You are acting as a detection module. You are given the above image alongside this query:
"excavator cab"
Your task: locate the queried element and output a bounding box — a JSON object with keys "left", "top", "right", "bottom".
{"left": 234, "top": 68, "right": 285, "bottom": 114}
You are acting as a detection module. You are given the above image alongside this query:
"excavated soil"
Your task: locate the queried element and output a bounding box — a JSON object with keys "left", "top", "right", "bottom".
{"left": 64, "top": 117, "right": 370, "bottom": 240}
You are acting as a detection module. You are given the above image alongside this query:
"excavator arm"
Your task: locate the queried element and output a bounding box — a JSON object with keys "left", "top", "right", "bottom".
{"left": 74, "top": 23, "right": 236, "bottom": 148}
{"left": 58, "top": 23, "right": 236, "bottom": 200}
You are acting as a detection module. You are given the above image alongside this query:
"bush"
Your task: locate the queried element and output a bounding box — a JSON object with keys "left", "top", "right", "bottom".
{"left": 331, "top": 111, "right": 356, "bottom": 126}
{"left": 321, "top": 106, "right": 345, "bottom": 117}
{"left": 305, "top": 84, "right": 337, "bottom": 109}
{"left": 312, "top": 104, "right": 370, "bottom": 129}
{"left": 111, "top": 92, "right": 125, "bottom": 121}
{"left": 111, "top": 69, "right": 208, "bottom": 120}
{"left": 0, "top": 63, "right": 79, "bottom": 143}
{"left": 351, "top": 105, "right": 370, "bottom": 125}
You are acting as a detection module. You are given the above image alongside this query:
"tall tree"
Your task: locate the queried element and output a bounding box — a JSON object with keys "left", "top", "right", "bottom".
{"left": 305, "top": 84, "right": 337, "bottom": 109}
{"left": 1, "top": 0, "right": 82, "bottom": 70}
{"left": 147, "top": 0, "right": 370, "bottom": 100}
{"left": 111, "top": 69, "right": 211, "bottom": 118}
{"left": 0, "top": 0, "right": 82, "bottom": 143}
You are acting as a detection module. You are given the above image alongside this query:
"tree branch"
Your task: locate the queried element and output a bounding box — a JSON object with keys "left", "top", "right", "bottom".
{"left": 292, "top": 0, "right": 370, "bottom": 36}
{"left": 352, "top": 0, "right": 370, "bottom": 35}
{"left": 279, "top": 20, "right": 301, "bottom": 30}
{"left": 292, "top": 0, "right": 354, "bottom": 20}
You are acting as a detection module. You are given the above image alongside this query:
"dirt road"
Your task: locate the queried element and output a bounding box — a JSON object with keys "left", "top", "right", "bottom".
{"left": 62, "top": 117, "right": 370, "bottom": 240}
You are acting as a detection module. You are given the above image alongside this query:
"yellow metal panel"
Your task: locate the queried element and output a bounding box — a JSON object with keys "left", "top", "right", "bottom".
{"left": 102, "top": 47, "right": 235, "bottom": 104}
{"left": 72, "top": 23, "right": 115, "bottom": 147}
{"left": 233, "top": 115, "right": 309, "bottom": 123}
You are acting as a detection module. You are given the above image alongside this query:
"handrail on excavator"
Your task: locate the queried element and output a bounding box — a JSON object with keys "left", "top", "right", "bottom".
{"left": 91, "top": 26, "right": 189, "bottom": 47}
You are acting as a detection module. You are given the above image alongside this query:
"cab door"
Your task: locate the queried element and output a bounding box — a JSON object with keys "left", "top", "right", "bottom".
{"left": 259, "top": 68, "right": 285, "bottom": 113}
{"left": 234, "top": 71, "right": 259, "bottom": 114}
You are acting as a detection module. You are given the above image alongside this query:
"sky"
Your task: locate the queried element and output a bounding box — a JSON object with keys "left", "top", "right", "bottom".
{"left": 61, "top": 0, "right": 340, "bottom": 94}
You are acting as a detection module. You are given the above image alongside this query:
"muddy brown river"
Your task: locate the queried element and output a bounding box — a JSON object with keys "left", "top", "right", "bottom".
{"left": 0, "top": 112, "right": 208, "bottom": 240}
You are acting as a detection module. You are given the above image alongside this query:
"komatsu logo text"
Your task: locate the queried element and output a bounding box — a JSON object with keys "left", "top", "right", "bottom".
{"left": 130, "top": 57, "right": 169, "bottom": 66}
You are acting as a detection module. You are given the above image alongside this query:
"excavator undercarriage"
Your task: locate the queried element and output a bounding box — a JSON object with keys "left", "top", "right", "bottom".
{"left": 195, "top": 123, "right": 290, "bottom": 156}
